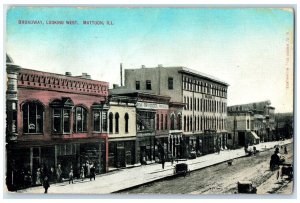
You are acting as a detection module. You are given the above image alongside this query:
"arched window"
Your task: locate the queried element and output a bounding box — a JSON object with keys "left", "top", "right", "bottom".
{"left": 115, "top": 113, "right": 119, "bottom": 133}
{"left": 50, "top": 97, "right": 73, "bottom": 134}
{"left": 187, "top": 116, "right": 189, "bottom": 132}
{"left": 125, "top": 113, "right": 129, "bottom": 133}
{"left": 177, "top": 114, "right": 182, "bottom": 130}
{"left": 200, "top": 116, "right": 203, "bottom": 131}
{"left": 74, "top": 106, "right": 87, "bottom": 132}
{"left": 170, "top": 114, "right": 175, "bottom": 130}
{"left": 109, "top": 112, "right": 113, "bottom": 133}
{"left": 22, "top": 101, "right": 44, "bottom": 133}
{"left": 197, "top": 115, "right": 200, "bottom": 131}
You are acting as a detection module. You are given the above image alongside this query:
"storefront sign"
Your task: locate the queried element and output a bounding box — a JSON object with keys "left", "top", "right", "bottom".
{"left": 136, "top": 102, "right": 168, "bottom": 110}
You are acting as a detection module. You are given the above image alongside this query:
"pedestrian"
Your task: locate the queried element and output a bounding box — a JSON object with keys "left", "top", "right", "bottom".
{"left": 80, "top": 166, "right": 85, "bottom": 181}
{"left": 85, "top": 161, "right": 90, "bottom": 178}
{"left": 161, "top": 158, "right": 165, "bottom": 169}
{"left": 284, "top": 146, "right": 288, "bottom": 154}
{"left": 90, "top": 164, "right": 96, "bottom": 181}
{"left": 49, "top": 166, "right": 55, "bottom": 182}
{"left": 56, "top": 164, "right": 62, "bottom": 183}
{"left": 43, "top": 176, "right": 50, "bottom": 194}
{"left": 171, "top": 155, "right": 174, "bottom": 166}
{"left": 68, "top": 169, "right": 74, "bottom": 184}
{"left": 36, "top": 168, "right": 41, "bottom": 185}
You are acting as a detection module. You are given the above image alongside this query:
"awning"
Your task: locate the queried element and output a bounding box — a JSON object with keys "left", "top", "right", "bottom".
{"left": 249, "top": 131, "right": 260, "bottom": 140}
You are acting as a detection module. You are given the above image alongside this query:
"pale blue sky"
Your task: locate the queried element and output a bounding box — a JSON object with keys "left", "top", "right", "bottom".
{"left": 6, "top": 7, "right": 294, "bottom": 112}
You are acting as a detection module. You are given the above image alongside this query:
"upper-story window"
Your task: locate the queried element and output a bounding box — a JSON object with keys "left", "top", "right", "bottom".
{"left": 177, "top": 114, "right": 182, "bottom": 130}
{"left": 125, "top": 113, "right": 129, "bottom": 133}
{"left": 93, "top": 110, "right": 101, "bottom": 132}
{"left": 136, "top": 81, "right": 140, "bottom": 90}
{"left": 74, "top": 106, "right": 87, "bottom": 132}
{"left": 168, "top": 77, "right": 173, "bottom": 90}
{"left": 146, "top": 80, "right": 152, "bottom": 90}
{"left": 22, "top": 101, "right": 44, "bottom": 134}
{"left": 115, "top": 113, "right": 119, "bottom": 133}
{"left": 109, "top": 112, "right": 113, "bottom": 133}
{"left": 170, "top": 114, "right": 175, "bottom": 130}
{"left": 165, "top": 114, "right": 168, "bottom": 130}
{"left": 50, "top": 98, "right": 74, "bottom": 134}
{"left": 156, "top": 114, "right": 160, "bottom": 130}
{"left": 247, "top": 119, "right": 250, "bottom": 129}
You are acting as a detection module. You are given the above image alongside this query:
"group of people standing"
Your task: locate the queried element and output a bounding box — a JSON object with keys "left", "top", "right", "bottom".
{"left": 31, "top": 161, "right": 97, "bottom": 193}
{"left": 79, "top": 162, "right": 96, "bottom": 182}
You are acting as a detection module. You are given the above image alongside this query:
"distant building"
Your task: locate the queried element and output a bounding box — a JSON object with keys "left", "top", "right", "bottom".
{"left": 227, "top": 100, "right": 276, "bottom": 147}
{"left": 6, "top": 55, "right": 109, "bottom": 191}
{"left": 119, "top": 65, "right": 229, "bottom": 156}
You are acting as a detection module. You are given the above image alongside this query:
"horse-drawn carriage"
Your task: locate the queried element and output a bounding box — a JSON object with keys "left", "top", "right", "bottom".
{"left": 173, "top": 163, "right": 191, "bottom": 177}
{"left": 237, "top": 181, "right": 257, "bottom": 194}
{"left": 278, "top": 163, "right": 293, "bottom": 180}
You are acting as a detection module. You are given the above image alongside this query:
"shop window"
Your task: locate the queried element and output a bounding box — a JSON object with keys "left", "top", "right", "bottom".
{"left": 22, "top": 101, "right": 44, "bottom": 133}
{"left": 136, "top": 81, "right": 140, "bottom": 90}
{"left": 168, "top": 77, "right": 173, "bottom": 90}
{"left": 74, "top": 106, "right": 87, "bottom": 132}
{"left": 146, "top": 80, "right": 151, "bottom": 90}
{"left": 115, "top": 113, "right": 119, "bottom": 133}
{"left": 125, "top": 113, "right": 129, "bottom": 133}
{"left": 109, "top": 112, "right": 113, "bottom": 133}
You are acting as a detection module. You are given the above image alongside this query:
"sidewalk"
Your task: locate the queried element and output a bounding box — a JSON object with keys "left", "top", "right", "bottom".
{"left": 15, "top": 139, "right": 292, "bottom": 194}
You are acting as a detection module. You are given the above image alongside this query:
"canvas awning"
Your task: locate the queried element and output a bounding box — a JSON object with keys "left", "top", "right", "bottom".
{"left": 249, "top": 131, "right": 260, "bottom": 140}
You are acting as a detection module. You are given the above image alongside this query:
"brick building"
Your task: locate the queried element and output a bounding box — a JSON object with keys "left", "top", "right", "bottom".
{"left": 6, "top": 55, "right": 109, "bottom": 191}
{"left": 123, "top": 65, "right": 229, "bottom": 156}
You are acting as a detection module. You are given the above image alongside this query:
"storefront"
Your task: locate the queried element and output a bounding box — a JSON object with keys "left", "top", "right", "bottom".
{"left": 108, "top": 140, "right": 135, "bottom": 168}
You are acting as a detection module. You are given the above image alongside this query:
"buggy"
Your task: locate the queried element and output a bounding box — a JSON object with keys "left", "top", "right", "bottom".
{"left": 173, "top": 163, "right": 190, "bottom": 177}
{"left": 237, "top": 181, "right": 257, "bottom": 194}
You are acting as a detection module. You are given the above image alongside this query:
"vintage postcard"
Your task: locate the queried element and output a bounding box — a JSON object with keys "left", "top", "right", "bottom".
{"left": 4, "top": 5, "right": 294, "bottom": 196}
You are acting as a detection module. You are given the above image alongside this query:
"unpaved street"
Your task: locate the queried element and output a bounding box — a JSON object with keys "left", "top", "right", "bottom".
{"left": 120, "top": 143, "right": 293, "bottom": 194}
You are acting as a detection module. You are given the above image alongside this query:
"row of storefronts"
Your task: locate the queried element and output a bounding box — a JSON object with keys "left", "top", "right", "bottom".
{"left": 5, "top": 55, "right": 228, "bottom": 191}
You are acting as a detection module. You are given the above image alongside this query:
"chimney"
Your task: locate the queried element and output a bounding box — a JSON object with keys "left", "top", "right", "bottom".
{"left": 65, "top": 72, "right": 72, "bottom": 76}
{"left": 158, "top": 64, "right": 163, "bottom": 68}
{"left": 141, "top": 65, "right": 146, "bottom": 68}
{"left": 120, "top": 63, "right": 123, "bottom": 86}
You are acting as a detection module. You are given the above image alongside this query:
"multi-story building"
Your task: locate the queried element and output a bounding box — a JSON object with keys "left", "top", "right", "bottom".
{"left": 124, "top": 65, "right": 229, "bottom": 156}
{"left": 6, "top": 55, "right": 109, "bottom": 191}
{"left": 226, "top": 110, "right": 260, "bottom": 148}
{"left": 109, "top": 90, "right": 183, "bottom": 164}
{"left": 106, "top": 95, "right": 137, "bottom": 169}
{"left": 227, "top": 100, "right": 276, "bottom": 143}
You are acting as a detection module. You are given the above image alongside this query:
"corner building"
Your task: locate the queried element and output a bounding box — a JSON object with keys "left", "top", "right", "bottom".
{"left": 124, "top": 65, "right": 229, "bottom": 157}
{"left": 6, "top": 55, "right": 109, "bottom": 191}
